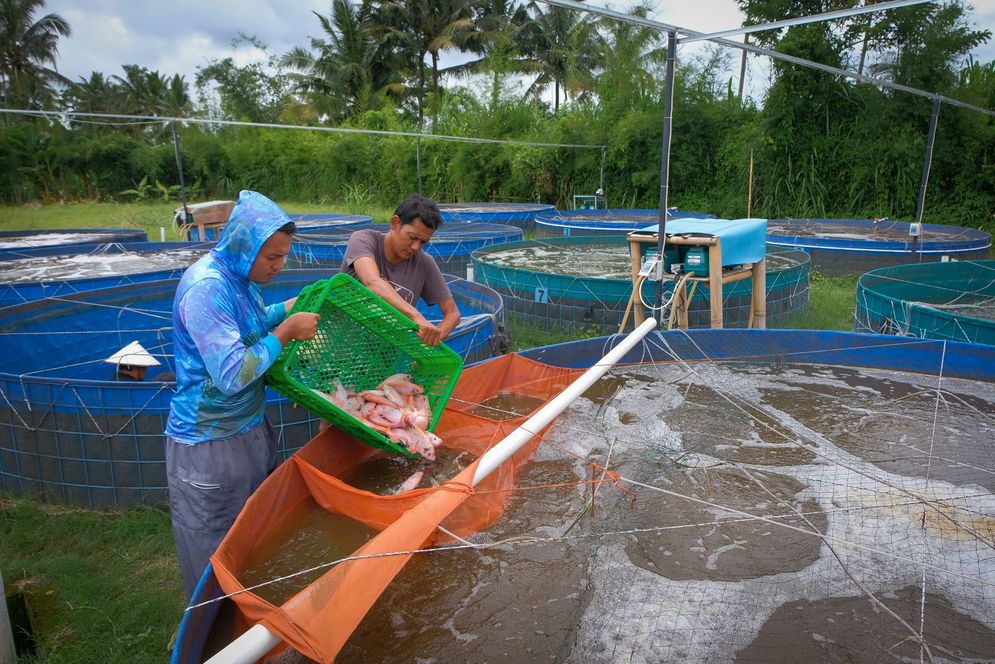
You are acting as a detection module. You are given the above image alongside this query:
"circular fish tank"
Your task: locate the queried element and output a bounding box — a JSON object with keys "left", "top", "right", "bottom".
{"left": 471, "top": 236, "right": 810, "bottom": 331}
{"left": 0, "top": 270, "right": 505, "bottom": 508}
{"left": 289, "top": 222, "right": 523, "bottom": 278}
{"left": 438, "top": 202, "right": 557, "bottom": 233}
{"left": 0, "top": 241, "right": 213, "bottom": 307}
{"left": 534, "top": 208, "right": 716, "bottom": 238}
{"left": 0, "top": 228, "right": 149, "bottom": 258}
{"left": 855, "top": 259, "right": 995, "bottom": 345}
{"left": 766, "top": 218, "right": 991, "bottom": 276}
{"left": 290, "top": 213, "right": 372, "bottom": 234}
{"left": 186, "top": 213, "right": 372, "bottom": 241}
{"left": 177, "top": 329, "right": 995, "bottom": 663}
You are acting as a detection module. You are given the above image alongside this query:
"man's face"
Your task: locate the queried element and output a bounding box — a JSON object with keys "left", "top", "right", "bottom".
{"left": 391, "top": 218, "right": 435, "bottom": 260}
{"left": 248, "top": 231, "right": 292, "bottom": 284}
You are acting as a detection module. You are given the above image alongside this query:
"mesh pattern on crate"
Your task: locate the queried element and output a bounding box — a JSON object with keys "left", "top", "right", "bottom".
{"left": 266, "top": 274, "right": 462, "bottom": 456}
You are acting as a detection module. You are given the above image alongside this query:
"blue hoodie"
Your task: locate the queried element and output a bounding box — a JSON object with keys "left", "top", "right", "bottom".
{"left": 165, "top": 191, "right": 291, "bottom": 444}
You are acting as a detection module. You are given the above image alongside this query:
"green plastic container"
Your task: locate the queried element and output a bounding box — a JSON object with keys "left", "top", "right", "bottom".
{"left": 266, "top": 273, "right": 464, "bottom": 456}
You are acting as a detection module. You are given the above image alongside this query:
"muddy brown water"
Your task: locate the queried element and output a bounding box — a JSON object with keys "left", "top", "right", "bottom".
{"left": 462, "top": 391, "right": 548, "bottom": 420}
{"left": 224, "top": 362, "right": 995, "bottom": 662}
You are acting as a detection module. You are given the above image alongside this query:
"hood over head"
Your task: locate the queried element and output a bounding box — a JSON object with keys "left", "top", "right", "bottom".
{"left": 212, "top": 190, "right": 293, "bottom": 279}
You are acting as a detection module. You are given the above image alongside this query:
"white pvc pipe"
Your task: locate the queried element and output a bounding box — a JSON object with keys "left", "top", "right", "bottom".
{"left": 471, "top": 316, "right": 658, "bottom": 486}
{"left": 206, "top": 317, "right": 658, "bottom": 664}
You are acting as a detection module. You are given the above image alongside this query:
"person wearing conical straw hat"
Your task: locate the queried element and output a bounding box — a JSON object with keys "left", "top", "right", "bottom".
{"left": 164, "top": 190, "right": 321, "bottom": 600}
{"left": 105, "top": 340, "right": 160, "bottom": 381}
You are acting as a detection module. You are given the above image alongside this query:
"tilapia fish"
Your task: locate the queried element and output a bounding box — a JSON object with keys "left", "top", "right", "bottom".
{"left": 312, "top": 373, "right": 442, "bottom": 460}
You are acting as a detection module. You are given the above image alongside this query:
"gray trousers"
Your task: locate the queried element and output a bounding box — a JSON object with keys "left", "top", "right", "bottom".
{"left": 166, "top": 419, "right": 278, "bottom": 600}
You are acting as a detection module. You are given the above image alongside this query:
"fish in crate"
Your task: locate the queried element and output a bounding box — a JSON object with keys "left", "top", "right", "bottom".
{"left": 313, "top": 373, "right": 443, "bottom": 459}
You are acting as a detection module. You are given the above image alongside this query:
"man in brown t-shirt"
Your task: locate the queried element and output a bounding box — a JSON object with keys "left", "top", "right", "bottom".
{"left": 341, "top": 193, "right": 461, "bottom": 346}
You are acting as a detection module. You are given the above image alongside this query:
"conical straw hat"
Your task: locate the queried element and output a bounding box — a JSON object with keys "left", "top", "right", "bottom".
{"left": 104, "top": 341, "right": 161, "bottom": 367}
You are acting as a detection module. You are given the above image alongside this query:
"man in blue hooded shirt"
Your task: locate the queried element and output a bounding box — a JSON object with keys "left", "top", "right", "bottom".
{"left": 165, "top": 190, "right": 320, "bottom": 598}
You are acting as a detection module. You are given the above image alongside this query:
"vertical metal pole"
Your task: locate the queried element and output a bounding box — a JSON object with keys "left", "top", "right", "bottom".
{"left": 172, "top": 121, "right": 189, "bottom": 222}
{"left": 913, "top": 98, "right": 941, "bottom": 263}
{"left": 653, "top": 31, "right": 678, "bottom": 315}
{"left": 737, "top": 34, "right": 748, "bottom": 99}
{"left": 416, "top": 136, "right": 423, "bottom": 194}
{"left": 599, "top": 145, "right": 606, "bottom": 194}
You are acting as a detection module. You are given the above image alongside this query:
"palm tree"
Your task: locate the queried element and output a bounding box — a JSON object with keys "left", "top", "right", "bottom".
{"left": 0, "top": 0, "right": 71, "bottom": 108}
{"left": 595, "top": 4, "right": 666, "bottom": 113}
{"left": 63, "top": 71, "right": 122, "bottom": 113}
{"left": 281, "top": 0, "right": 399, "bottom": 122}
{"left": 371, "top": 0, "right": 476, "bottom": 125}
{"left": 518, "top": 2, "right": 603, "bottom": 111}
{"left": 443, "top": 0, "right": 530, "bottom": 75}
{"left": 112, "top": 64, "right": 191, "bottom": 117}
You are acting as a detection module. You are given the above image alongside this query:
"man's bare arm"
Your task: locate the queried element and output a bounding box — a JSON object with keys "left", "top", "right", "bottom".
{"left": 437, "top": 297, "right": 461, "bottom": 339}
{"left": 351, "top": 256, "right": 443, "bottom": 344}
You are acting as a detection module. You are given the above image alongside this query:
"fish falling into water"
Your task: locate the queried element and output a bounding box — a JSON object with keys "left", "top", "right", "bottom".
{"left": 313, "top": 373, "right": 443, "bottom": 460}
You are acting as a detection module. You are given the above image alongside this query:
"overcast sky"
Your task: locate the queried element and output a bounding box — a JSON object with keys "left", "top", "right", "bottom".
{"left": 44, "top": 0, "right": 995, "bottom": 106}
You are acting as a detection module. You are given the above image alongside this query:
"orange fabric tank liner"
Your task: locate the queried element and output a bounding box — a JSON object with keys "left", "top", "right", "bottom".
{"left": 211, "top": 353, "right": 584, "bottom": 662}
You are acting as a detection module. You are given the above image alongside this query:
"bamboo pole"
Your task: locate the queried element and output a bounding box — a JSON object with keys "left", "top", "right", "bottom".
{"left": 747, "top": 149, "right": 754, "bottom": 218}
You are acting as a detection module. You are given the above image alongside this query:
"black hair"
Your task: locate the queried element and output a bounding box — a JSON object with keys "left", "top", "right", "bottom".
{"left": 278, "top": 221, "right": 297, "bottom": 235}
{"left": 394, "top": 193, "right": 442, "bottom": 230}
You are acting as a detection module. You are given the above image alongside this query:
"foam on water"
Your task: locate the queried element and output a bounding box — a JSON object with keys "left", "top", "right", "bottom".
{"left": 0, "top": 248, "right": 209, "bottom": 282}
{"left": 479, "top": 242, "right": 805, "bottom": 279}
{"left": 328, "top": 360, "right": 995, "bottom": 662}
{"left": 0, "top": 232, "right": 118, "bottom": 248}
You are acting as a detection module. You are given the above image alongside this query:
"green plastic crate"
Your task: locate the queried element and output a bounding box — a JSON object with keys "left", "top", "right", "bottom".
{"left": 266, "top": 273, "right": 463, "bottom": 456}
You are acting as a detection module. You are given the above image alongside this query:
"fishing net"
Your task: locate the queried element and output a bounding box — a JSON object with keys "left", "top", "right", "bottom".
{"left": 210, "top": 353, "right": 583, "bottom": 662}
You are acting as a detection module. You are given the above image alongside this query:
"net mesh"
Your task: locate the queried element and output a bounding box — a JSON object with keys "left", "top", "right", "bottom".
{"left": 211, "top": 353, "right": 584, "bottom": 661}
{"left": 855, "top": 259, "right": 995, "bottom": 345}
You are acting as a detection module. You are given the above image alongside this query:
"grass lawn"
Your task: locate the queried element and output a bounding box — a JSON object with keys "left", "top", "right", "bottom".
{"left": 1, "top": 200, "right": 859, "bottom": 661}
{"left": 0, "top": 199, "right": 395, "bottom": 242}
{"left": 1, "top": 496, "right": 183, "bottom": 663}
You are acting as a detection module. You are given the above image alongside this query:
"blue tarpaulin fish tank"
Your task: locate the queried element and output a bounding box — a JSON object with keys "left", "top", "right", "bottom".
{"left": 438, "top": 202, "right": 557, "bottom": 233}
{"left": 174, "top": 328, "right": 995, "bottom": 663}
{"left": 535, "top": 208, "right": 716, "bottom": 238}
{"left": 288, "top": 222, "right": 523, "bottom": 278}
{"left": 0, "top": 241, "right": 214, "bottom": 307}
{"left": 765, "top": 218, "right": 991, "bottom": 275}
{"left": 0, "top": 228, "right": 149, "bottom": 259}
{"left": 855, "top": 259, "right": 995, "bottom": 346}
{"left": 471, "top": 235, "right": 808, "bottom": 331}
{"left": 186, "top": 212, "right": 372, "bottom": 241}
{"left": 0, "top": 270, "right": 505, "bottom": 507}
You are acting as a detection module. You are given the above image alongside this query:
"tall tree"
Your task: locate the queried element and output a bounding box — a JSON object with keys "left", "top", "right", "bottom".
{"left": 862, "top": 2, "right": 989, "bottom": 93}
{"left": 113, "top": 64, "right": 191, "bottom": 117}
{"left": 371, "top": 0, "right": 476, "bottom": 124}
{"left": 441, "top": 0, "right": 532, "bottom": 109}
{"left": 0, "top": 0, "right": 71, "bottom": 109}
{"left": 281, "top": 0, "right": 399, "bottom": 122}
{"left": 518, "top": 2, "right": 603, "bottom": 111}
{"left": 62, "top": 71, "right": 122, "bottom": 114}
{"left": 200, "top": 35, "right": 294, "bottom": 123}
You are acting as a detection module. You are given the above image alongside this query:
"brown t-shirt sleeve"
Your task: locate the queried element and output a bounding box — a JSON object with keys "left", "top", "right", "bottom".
{"left": 418, "top": 253, "right": 452, "bottom": 306}
{"left": 342, "top": 229, "right": 382, "bottom": 274}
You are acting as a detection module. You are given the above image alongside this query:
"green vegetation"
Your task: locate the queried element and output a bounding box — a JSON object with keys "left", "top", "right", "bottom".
{"left": 0, "top": 495, "right": 183, "bottom": 664}
{"left": 0, "top": 0, "right": 988, "bottom": 659}
{"left": 777, "top": 272, "right": 859, "bottom": 331}
{"left": 0, "top": 0, "right": 992, "bottom": 232}
{"left": 0, "top": 199, "right": 394, "bottom": 241}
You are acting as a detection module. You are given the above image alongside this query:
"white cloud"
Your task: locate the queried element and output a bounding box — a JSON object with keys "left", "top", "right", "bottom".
{"left": 41, "top": 0, "right": 995, "bottom": 96}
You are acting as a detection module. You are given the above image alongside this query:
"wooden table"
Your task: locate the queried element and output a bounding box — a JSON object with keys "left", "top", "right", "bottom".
{"left": 626, "top": 233, "right": 766, "bottom": 330}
